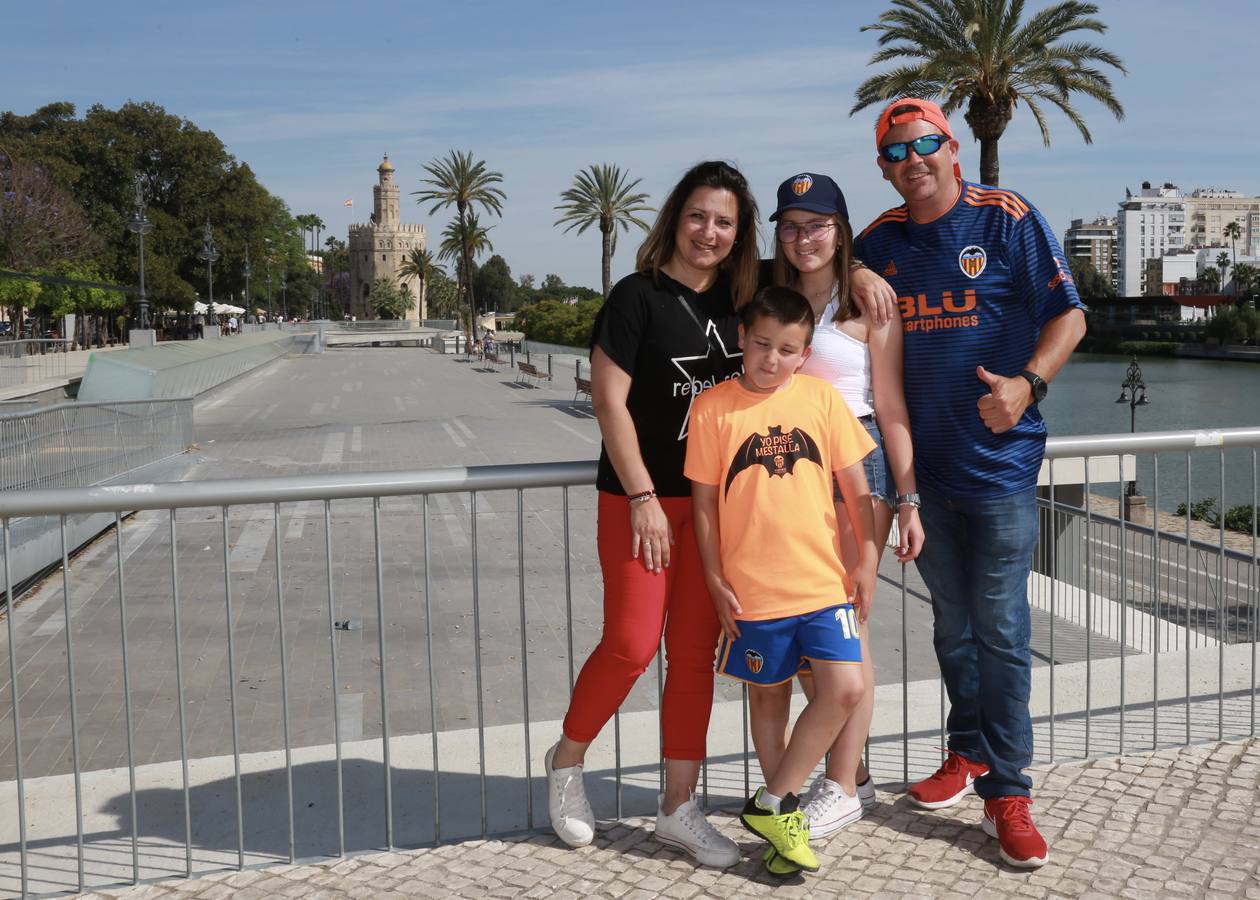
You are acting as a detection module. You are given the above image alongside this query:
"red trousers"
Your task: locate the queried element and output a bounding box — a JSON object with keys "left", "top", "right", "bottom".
{"left": 562, "top": 492, "right": 721, "bottom": 760}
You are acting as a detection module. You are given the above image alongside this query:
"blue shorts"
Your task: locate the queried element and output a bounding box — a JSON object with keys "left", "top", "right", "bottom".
{"left": 833, "top": 415, "right": 896, "bottom": 509}
{"left": 715, "top": 604, "right": 863, "bottom": 686}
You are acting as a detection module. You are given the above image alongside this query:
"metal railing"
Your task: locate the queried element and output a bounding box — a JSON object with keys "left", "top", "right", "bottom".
{"left": 0, "top": 429, "right": 1256, "bottom": 897}
{"left": 0, "top": 340, "right": 72, "bottom": 389}
{"left": 0, "top": 399, "right": 194, "bottom": 493}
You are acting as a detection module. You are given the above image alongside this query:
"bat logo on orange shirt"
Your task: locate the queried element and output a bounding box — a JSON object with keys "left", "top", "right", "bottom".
{"left": 723, "top": 425, "right": 823, "bottom": 496}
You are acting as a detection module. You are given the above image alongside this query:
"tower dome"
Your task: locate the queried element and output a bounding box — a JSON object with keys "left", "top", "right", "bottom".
{"left": 378, "top": 154, "right": 395, "bottom": 173}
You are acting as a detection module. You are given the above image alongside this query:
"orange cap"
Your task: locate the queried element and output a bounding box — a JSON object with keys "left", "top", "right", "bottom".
{"left": 875, "top": 98, "right": 962, "bottom": 180}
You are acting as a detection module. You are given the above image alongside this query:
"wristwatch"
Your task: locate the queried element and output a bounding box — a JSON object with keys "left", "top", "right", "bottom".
{"left": 1019, "top": 370, "right": 1049, "bottom": 403}
{"left": 896, "top": 492, "right": 921, "bottom": 509}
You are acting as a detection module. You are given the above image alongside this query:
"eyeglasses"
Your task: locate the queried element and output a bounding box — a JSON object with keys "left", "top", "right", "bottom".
{"left": 777, "top": 221, "right": 836, "bottom": 243}
{"left": 879, "top": 133, "right": 949, "bottom": 163}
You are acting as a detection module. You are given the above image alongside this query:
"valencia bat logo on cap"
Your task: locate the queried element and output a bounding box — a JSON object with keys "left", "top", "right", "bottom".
{"left": 723, "top": 424, "right": 823, "bottom": 497}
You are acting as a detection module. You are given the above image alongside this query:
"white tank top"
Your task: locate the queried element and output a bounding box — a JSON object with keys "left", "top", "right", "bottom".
{"left": 800, "top": 291, "right": 874, "bottom": 418}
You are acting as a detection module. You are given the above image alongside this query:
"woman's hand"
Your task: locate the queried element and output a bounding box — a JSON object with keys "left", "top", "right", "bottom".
{"left": 630, "top": 497, "right": 674, "bottom": 573}
{"left": 894, "top": 506, "right": 925, "bottom": 563}
{"left": 850, "top": 556, "right": 878, "bottom": 624}
{"left": 850, "top": 265, "right": 899, "bottom": 326}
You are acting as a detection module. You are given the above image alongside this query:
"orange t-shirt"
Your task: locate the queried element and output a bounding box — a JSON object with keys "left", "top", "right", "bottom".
{"left": 684, "top": 374, "right": 875, "bottom": 620}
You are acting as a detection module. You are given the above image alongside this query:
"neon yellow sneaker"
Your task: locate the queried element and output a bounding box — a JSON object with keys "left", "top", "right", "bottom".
{"left": 762, "top": 845, "right": 803, "bottom": 879}
{"left": 739, "top": 788, "right": 818, "bottom": 871}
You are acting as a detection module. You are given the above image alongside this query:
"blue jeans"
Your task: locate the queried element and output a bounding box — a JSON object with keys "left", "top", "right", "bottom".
{"left": 914, "top": 485, "right": 1037, "bottom": 798}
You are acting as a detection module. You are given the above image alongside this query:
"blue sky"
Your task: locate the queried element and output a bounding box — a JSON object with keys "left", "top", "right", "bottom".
{"left": 8, "top": 1, "right": 1258, "bottom": 290}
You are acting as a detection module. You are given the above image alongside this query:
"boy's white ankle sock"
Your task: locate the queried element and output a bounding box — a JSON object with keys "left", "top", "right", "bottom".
{"left": 760, "top": 790, "right": 782, "bottom": 813}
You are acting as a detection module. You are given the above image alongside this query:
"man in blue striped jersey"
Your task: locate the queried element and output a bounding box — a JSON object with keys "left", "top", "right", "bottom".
{"left": 853, "top": 98, "right": 1086, "bottom": 869}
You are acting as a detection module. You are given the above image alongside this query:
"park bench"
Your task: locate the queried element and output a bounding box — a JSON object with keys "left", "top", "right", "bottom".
{"left": 516, "top": 360, "right": 551, "bottom": 387}
{"left": 573, "top": 376, "right": 592, "bottom": 405}
{"left": 483, "top": 351, "right": 507, "bottom": 370}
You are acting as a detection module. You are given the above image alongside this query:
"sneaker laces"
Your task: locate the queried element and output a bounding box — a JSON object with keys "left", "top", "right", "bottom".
{"left": 994, "top": 797, "right": 1035, "bottom": 832}
{"left": 803, "top": 779, "right": 842, "bottom": 817}
{"left": 552, "top": 768, "right": 587, "bottom": 822}
{"left": 935, "top": 750, "right": 969, "bottom": 778}
{"left": 780, "top": 811, "right": 807, "bottom": 850}
{"left": 678, "top": 802, "right": 726, "bottom": 845}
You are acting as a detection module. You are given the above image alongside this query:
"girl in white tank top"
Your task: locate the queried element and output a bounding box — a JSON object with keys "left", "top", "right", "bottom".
{"left": 763, "top": 172, "right": 924, "bottom": 834}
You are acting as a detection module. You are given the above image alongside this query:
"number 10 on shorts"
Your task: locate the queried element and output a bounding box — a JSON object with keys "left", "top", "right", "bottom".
{"left": 835, "top": 605, "right": 859, "bottom": 640}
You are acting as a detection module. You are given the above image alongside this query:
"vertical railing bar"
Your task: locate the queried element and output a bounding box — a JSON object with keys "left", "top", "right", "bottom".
{"left": 1118, "top": 457, "right": 1127, "bottom": 756}
{"left": 1251, "top": 449, "right": 1257, "bottom": 736}
{"left": 1084, "top": 465, "right": 1092, "bottom": 757}
{"left": 563, "top": 487, "right": 575, "bottom": 694}
{"left": 901, "top": 563, "right": 909, "bottom": 786}
{"left": 1152, "top": 458, "right": 1160, "bottom": 750}
{"left": 4, "top": 521, "right": 28, "bottom": 899}
{"left": 421, "top": 494, "right": 439, "bottom": 845}
{"left": 221, "top": 505, "right": 244, "bottom": 870}
{"left": 372, "top": 497, "right": 394, "bottom": 850}
{"left": 168, "top": 510, "right": 193, "bottom": 877}
{"left": 324, "top": 500, "right": 346, "bottom": 857}
{"left": 1217, "top": 451, "right": 1225, "bottom": 741}
{"left": 273, "top": 503, "right": 295, "bottom": 863}
{"left": 516, "top": 489, "right": 533, "bottom": 828}
{"left": 741, "top": 684, "right": 750, "bottom": 797}
{"left": 657, "top": 640, "right": 665, "bottom": 793}
{"left": 113, "top": 513, "right": 140, "bottom": 884}
{"left": 59, "top": 515, "right": 86, "bottom": 890}
{"left": 470, "top": 492, "right": 487, "bottom": 838}
{"left": 1185, "top": 454, "right": 1192, "bottom": 747}
{"left": 1048, "top": 461, "right": 1056, "bottom": 761}
{"left": 614, "top": 710, "right": 623, "bottom": 820}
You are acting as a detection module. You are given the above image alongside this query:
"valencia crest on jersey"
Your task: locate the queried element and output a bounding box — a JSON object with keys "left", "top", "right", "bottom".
{"left": 958, "top": 245, "right": 987, "bottom": 279}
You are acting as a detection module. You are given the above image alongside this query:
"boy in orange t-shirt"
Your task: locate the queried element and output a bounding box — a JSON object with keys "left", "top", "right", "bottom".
{"left": 685, "top": 286, "right": 878, "bottom": 875}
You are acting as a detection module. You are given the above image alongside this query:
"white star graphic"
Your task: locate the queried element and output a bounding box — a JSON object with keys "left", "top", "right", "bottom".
{"left": 671, "top": 319, "right": 743, "bottom": 440}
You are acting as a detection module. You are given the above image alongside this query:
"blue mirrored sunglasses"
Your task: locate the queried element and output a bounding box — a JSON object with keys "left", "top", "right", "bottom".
{"left": 879, "top": 134, "right": 949, "bottom": 163}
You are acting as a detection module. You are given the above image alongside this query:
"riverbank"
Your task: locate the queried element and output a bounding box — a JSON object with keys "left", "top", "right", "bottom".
{"left": 1086, "top": 492, "right": 1257, "bottom": 555}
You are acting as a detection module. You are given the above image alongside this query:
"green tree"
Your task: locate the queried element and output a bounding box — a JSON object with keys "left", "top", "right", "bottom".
{"left": 437, "top": 211, "right": 495, "bottom": 308}
{"left": 554, "top": 164, "right": 653, "bottom": 297}
{"left": 1223, "top": 220, "right": 1243, "bottom": 291}
{"left": 413, "top": 149, "right": 506, "bottom": 344}
{"left": 1217, "top": 251, "right": 1232, "bottom": 292}
{"left": 1232, "top": 263, "right": 1257, "bottom": 300}
{"left": 1200, "top": 266, "right": 1221, "bottom": 293}
{"left": 366, "top": 277, "right": 415, "bottom": 320}
{"left": 424, "top": 270, "right": 462, "bottom": 322}
{"left": 472, "top": 254, "right": 516, "bottom": 312}
{"left": 1067, "top": 257, "right": 1114, "bottom": 298}
{"left": 514, "top": 297, "right": 603, "bottom": 347}
{"left": 397, "top": 246, "right": 443, "bottom": 319}
{"left": 852, "top": 0, "right": 1126, "bottom": 186}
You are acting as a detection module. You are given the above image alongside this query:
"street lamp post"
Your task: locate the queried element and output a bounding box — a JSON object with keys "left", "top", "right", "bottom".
{"left": 1115, "top": 354, "right": 1151, "bottom": 518}
{"left": 198, "top": 219, "right": 220, "bottom": 324}
{"left": 126, "top": 175, "right": 154, "bottom": 333}
{"left": 243, "top": 246, "right": 254, "bottom": 321}
{"left": 281, "top": 279, "right": 288, "bottom": 319}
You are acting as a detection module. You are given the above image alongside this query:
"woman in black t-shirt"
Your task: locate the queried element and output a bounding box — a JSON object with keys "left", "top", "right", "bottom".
{"left": 543, "top": 161, "right": 758, "bottom": 867}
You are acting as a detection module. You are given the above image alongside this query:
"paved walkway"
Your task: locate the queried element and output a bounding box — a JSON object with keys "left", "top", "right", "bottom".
{"left": 75, "top": 737, "right": 1260, "bottom": 899}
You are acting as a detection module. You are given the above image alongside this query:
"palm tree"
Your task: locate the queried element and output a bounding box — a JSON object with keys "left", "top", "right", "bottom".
{"left": 1223, "top": 220, "right": 1243, "bottom": 292}
{"left": 437, "top": 212, "right": 495, "bottom": 330}
{"left": 852, "top": 0, "right": 1126, "bottom": 186}
{"left": 1201, "top": 266, "right": 1220, "bottom": 294}
{"left": 310, "top": 215, "right": 326, "bottom": 257}
{"left": 1217, "top": 251, "right": 1233, "bottom": 293}
{"left": 1232, "top": 262, "right": 1257, "bottom": 300}
{"left": 554, "top": 164, "right": 653, "bottom": 298}
{"left": 397, "top": 246, "right": 443, "bottom": 321}
{"left": 413, "top": 150, "right": 506, "bottom": 345}
{"left": 294, "top": 214, "right": 316, "bottom": 253}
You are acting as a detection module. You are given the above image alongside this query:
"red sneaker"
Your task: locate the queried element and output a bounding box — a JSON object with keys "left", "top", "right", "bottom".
{"left": 982, "top": 796, "right": 1048, "bottom": 868}
{"left": 907, "top": 751, "right": 988, "bottom": 809}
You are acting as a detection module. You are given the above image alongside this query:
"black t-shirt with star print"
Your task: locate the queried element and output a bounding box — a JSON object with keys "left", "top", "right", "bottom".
{"left": 591, "top": 270, "right": 744, "bottom": 497}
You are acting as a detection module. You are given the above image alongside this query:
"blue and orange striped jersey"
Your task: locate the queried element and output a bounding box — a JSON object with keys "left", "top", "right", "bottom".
{"left": 854, "top": 181, "right": 1085, "bottom": 499}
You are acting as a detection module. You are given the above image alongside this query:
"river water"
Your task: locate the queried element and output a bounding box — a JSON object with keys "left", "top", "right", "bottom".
{"left": 1042, "top": 354, "right": 1260, "bottom": 514}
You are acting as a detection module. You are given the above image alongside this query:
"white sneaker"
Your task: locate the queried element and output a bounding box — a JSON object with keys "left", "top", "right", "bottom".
{"left": 801, "top": 776, "right": 863, "bottom": 838}
{"left": 856, "top": 774, "right": 877, "bottom": 809}
{"left": 654, "top": 792, "right": 740, "bottom": 867}
{"left": 544, "top": 743, "right": 595, "bottom": 847}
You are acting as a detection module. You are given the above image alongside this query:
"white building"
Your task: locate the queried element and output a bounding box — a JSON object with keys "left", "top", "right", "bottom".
{"left": 1117, "top": 182, "right": 1187, "bottom": 296}
{"left": 1063, "top": 216, "right": 1118, "bottom": 290}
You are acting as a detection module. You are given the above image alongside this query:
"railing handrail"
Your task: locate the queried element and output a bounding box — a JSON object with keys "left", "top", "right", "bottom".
{"left": 0, "top": 396, "right": 194, "bottom": 423}
{"left": 1, "top": 425, "right": 1258, "bottom": 519}
{"left": 1044, "top": 425, "right": 1260, "bottom": 457}
{"left": 0, "top": 459, "right": 597, "bottom": 518}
